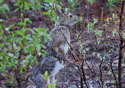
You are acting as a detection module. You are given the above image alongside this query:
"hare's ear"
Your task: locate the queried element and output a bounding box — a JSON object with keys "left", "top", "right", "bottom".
{"left": 53, "top": 4, "right": 64, "bottom": 16}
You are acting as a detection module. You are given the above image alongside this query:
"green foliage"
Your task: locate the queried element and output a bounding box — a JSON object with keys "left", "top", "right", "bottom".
{"left": 43, "top": 0, "right": 59, "bottom": 25}
{"left": 68, "top": 0, "right": 78, "bottom": 10}
{"left": 41, "top": 71, "right": 55, "bottom": 88}
{"left": 0, "top": 0, "right": 10, "bottom": 14}
{"left": 104, "top": 13, "right": 119, "bottom": 38}
{"left": 47, "top": 83, "right": 55, "bottom": 88}
{"left": 41, "top": 71, "right": 48, "bottom": 81}
{"left": 107, "top": 0, "right": 113, "bottom": 8}
{"left": 30, "top": 0, "right": 42, "bottom": 11}
{"left": 112, "top": 29, "right": 117, "bottom": 37}
{"left": 43, "top": 9, "right": 58, "bottom": 25}
{"left": 87, "top": 18, "right": 98, "bottom": 32}
{"left": 107, "top": 0, "right": 120, "bottom": 10}
{"left": 14, "top": 0, "right": 31, "bottom": 11}
{"left": 0, "top": 0, "right": 57, "bottom": 87}
{"left": 0, "top": 20, "right": 50, "bottom": 86}
{"left": 87, "top": 18, "right": 103, "bottom": 45}
{"left": 89, "top": 0, "right": 94, "bottom": 5}
{"left": 14, "top": 0, "right": 43, "bottom": 11}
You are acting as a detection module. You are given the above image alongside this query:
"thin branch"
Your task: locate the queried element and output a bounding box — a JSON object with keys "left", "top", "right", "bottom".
{"left": 99, "top": 58, "right": 104, "bottom": 88}
{"left": 71, "top": 29, "right": 85, "bottom": 43}
{"left": 81, "top": 61, "right": 89, "bottom": 88}
{"left": 85, "top": 61, "right": 101, "bottom": 87}
{"left": 110, "top": 60, "right": 118, "bottom": 88}
{"left": 118, "top": 0, "right": 124, "bottom": 88}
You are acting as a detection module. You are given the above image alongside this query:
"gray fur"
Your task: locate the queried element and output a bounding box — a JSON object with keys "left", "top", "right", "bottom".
{"left": 27, "top": 12, "right": 78, "bottom": 88}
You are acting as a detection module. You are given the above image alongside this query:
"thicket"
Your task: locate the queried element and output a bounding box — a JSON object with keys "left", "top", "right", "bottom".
{"left": 0, "top": 0, "right": 124, "bottom": 88}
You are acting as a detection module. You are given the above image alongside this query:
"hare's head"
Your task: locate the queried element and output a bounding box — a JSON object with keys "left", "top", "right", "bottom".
{"left": 58, "top": 12, "right": 78, "bottom": 27}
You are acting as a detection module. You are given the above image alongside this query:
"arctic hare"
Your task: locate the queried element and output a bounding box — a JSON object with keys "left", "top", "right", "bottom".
{"left": 47, "top": 12, "right": 78, "bottom": 59}
{"left": 28, "top": 12, "right": 78, "bottom": 88}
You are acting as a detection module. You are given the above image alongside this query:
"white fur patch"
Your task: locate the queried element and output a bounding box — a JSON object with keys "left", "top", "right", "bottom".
{"left": 69, "top": 21, "right": 77, "bottom": 26}
{"left": 63, "top": 44, "right": 69, "bottom": 54}
{"left": 60, "top": 43, "right": 69, "bottom": 55}
{"left": 52, "top": 61, "right": 64, "bottom": 76}
{"left": 27, "top": 85, "right": 36, "bottom": 88}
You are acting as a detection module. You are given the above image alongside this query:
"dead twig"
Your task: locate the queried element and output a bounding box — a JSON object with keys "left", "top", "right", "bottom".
{"left": 81, "top": 61, "right": 89, "bottom": 88}
{"left": 110, "top": 60, "right": 118, "bottom": 88}
{"left": 118, "top": 0, "right": 124, "bottom": 88}
{"left": 99, "top": 58, "right": 104, "bottom": 88}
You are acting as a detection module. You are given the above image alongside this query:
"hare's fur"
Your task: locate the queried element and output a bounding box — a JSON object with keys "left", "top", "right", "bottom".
{"left": 28, "top": 12, "right": 77, "bottom": 88}
{"left": 29, "top": 55, "right": 64, "bottom": 88}
{"left": 48, "top": 12, "right": 78, "bottom": 57}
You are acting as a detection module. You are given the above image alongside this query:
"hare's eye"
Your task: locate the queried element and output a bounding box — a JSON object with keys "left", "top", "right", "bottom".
{"left": 69, "top": 15, "right": 72, "bottom": 17}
